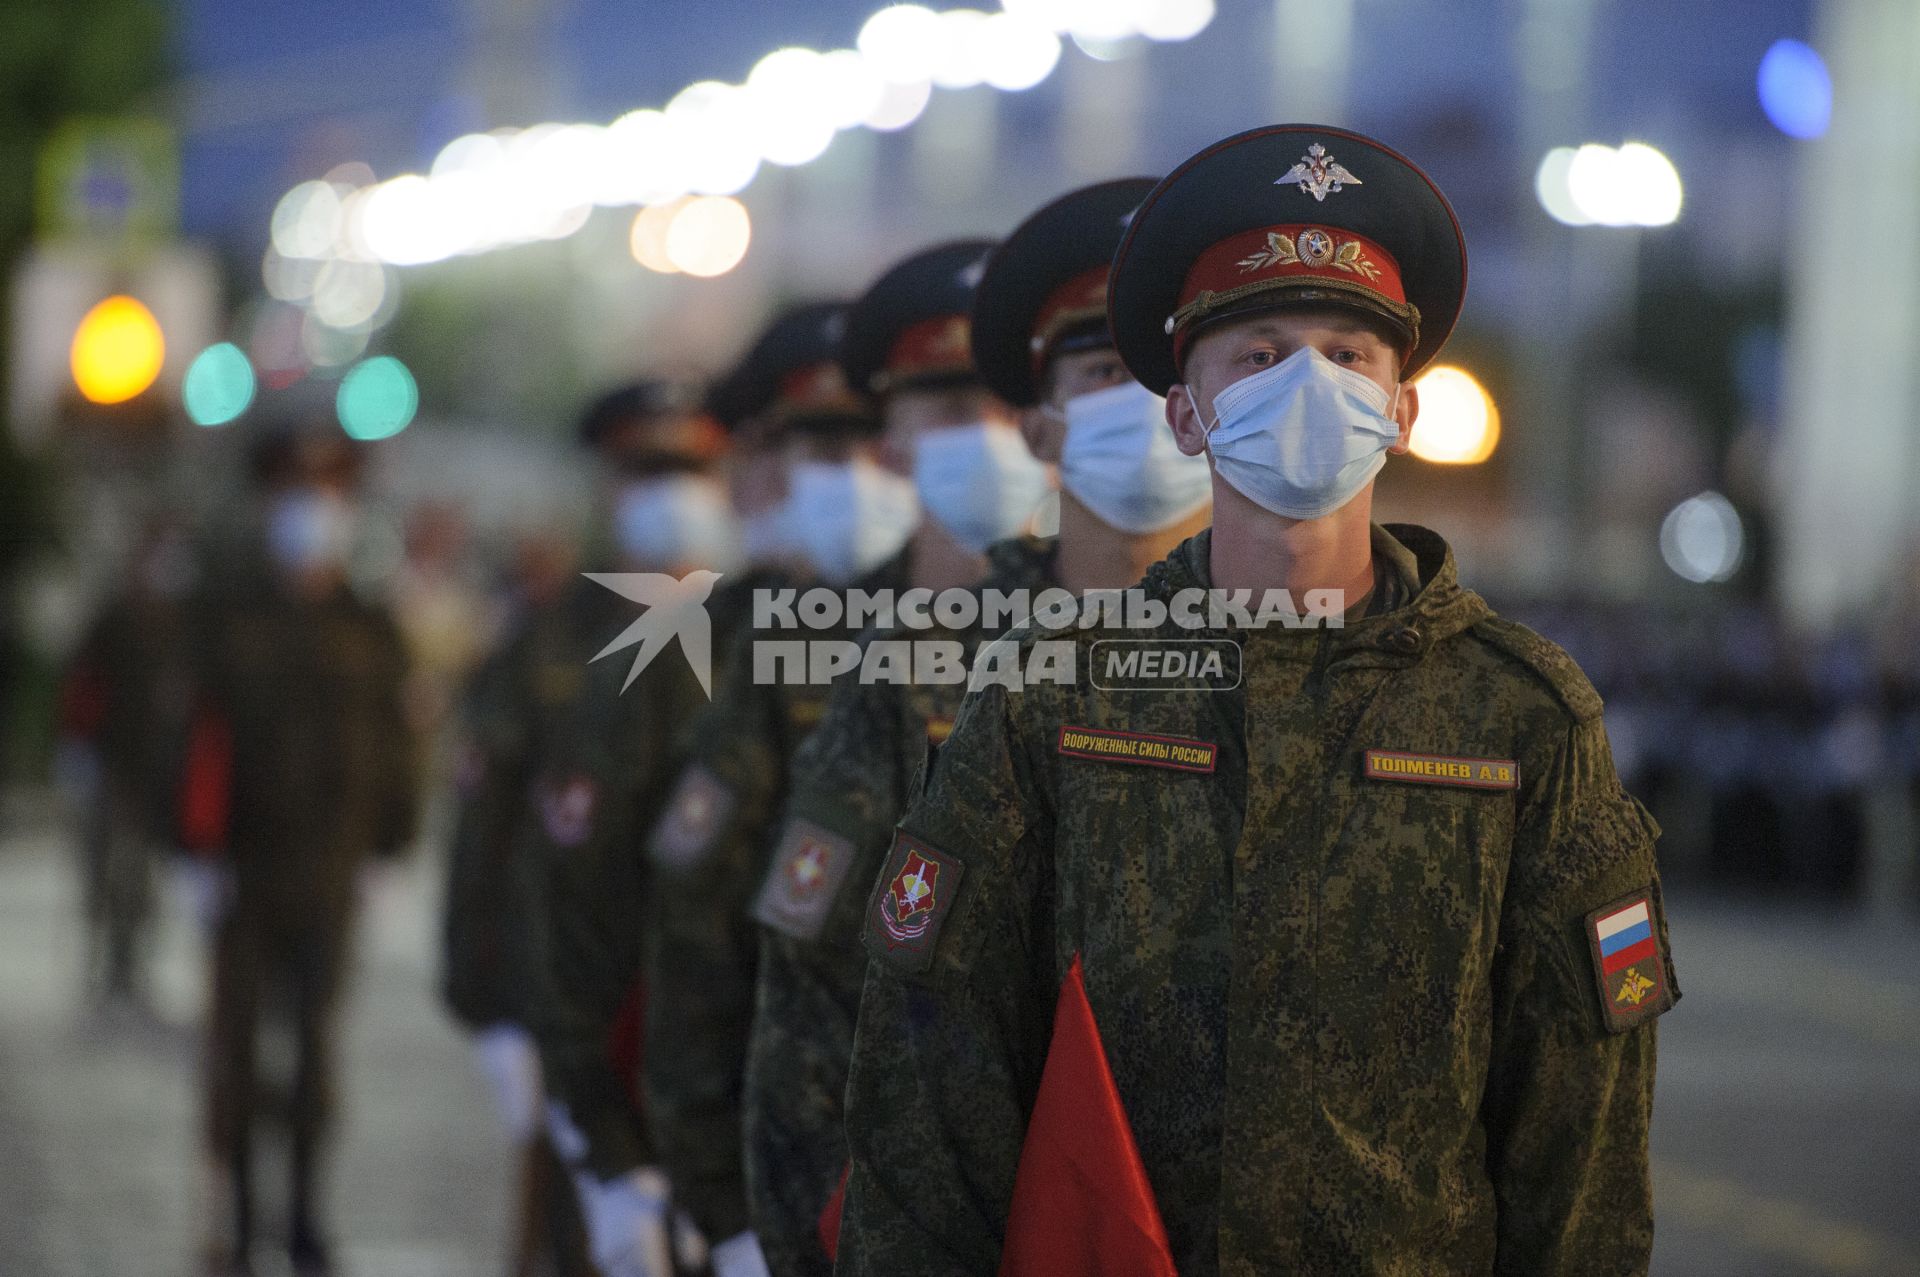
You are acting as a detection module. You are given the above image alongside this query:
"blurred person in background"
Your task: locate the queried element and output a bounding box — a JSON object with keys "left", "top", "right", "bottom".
{"left": 442, "top": 380, "right": 724, "bottom": 1277}
{"left": 56, "top": 512, "right": 199, "bottom": 1012}
{"left": 191, "top": 421, "right": 418, "bottom": 1277}
{"left": 391, "top": 500, "right": 491, "bottom": 799}
{"left": 739, "top": 180, "right": 1216, "bottom": 1277}
{"left": 642, "top": 259, "right": 1000, "bottom": 1274}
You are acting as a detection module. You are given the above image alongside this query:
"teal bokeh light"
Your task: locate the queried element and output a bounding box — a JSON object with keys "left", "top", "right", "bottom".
{"left": 182, "top": 342, "right": 256, "bottom": 426}
{"left": 335, "top": 356, "right": 419, "bottom": 440}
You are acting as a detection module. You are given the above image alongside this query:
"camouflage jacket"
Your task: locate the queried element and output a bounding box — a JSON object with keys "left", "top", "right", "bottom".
{"left": 644, "top": 553, "right": 908, "bottom": 1239}
{"left": 526, "top": 570, "right": 763, "bottom": 1180}
{"left": 193, "top": 583, "right": 416, "bottom": 917}
{"left": 440, "top": 584, "right": 621, "bottom": 1031}
{"left": 840, "top": 524, "right": 1679, "bottom": 1277}
{"left": 741, "top": 537, "right": 1058, "bottom": 1277}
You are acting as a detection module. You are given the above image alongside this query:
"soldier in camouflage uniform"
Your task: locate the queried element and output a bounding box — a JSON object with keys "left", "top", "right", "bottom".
{"left": 644, "top": 247, "right": 1040, "bottom": 1275}
{"left": 194, "top": 427, "right": 417, "bottom": 1277}
{"left": 739, "top": 180, "right": 1219, "bottom": 1277}
{"left": 840, "top": 126, "right": 1680, "bottom": 1276}
{"left": 441, "top": 381, "right": 722, "bottom": 1277}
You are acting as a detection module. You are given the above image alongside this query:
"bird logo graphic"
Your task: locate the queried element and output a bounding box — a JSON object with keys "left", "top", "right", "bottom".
{"left": 584, "top": 570, "right": 723, "bottom": 696}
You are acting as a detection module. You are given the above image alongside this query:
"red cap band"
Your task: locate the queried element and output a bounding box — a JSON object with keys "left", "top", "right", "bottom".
{"left": 1029, "top": 266, "right": 1111, "bottom": 373}
{"left": 1170, "top": 224, "right": 1415, "bottom": 364}
{"left": 883, "top": 315, "right": 973, "bottom": 388}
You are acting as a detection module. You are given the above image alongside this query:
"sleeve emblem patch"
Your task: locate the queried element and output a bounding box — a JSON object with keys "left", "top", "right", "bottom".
{"left": 1585, "top": 889, "right": 1676, "bottom": 1033}
{"left": 864, "top": 831, "right": 965, "bottom": 973}
{"left": 648, "top": 764, "right": 735, "bottom": 870}
{"left": 538, "top": 775, "right": 597, "bottom": 848}
{"left": 1056, "top": 724, "right": 1217, "bottom": 773}
{"left": 751, "top": 818, "right": 856, "bottom": 942}
{"left": 1364, "top": 748, "right": 1518, "bottom": 790}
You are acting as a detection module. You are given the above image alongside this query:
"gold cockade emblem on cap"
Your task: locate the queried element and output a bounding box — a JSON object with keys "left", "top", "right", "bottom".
{"left": 1276, "top": 143, "right": 1363, "bottom": 202}
{"left": 1235, "top": 229, "right": 1382, "bottom": 282}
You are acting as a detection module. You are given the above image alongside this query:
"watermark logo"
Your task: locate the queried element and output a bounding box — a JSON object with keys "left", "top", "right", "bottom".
{"left": 590, "top": 574, "right": 1343, "bottom": 695}
{"left": 585, "top": 570, "right": 722, "bottom": 695}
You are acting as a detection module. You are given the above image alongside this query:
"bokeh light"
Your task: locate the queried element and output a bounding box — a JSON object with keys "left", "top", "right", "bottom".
{"left": 70, "top": 295, "right": 166, "bottom": 405}
{"left": 1408, "top": 366, "right": 1500, "bottom": 465}
{"left": 1538, "top": 142, "right": 1682, "bottom": 228}
{"left": 336, "top": 356, "right": 419, "bottom": 440}
{"left": 858, "top": 5, "right": 945, "bottom": 83}
{"left": 1758, "top": 39, "right": 1833, "bottom": 139}
{"left": 865, "top": 77, "right": 935, "bottom": 131}
{"left": 629, "top": 202, "right": 684, "bottom": 274}
{"left": 182, "top": 342, "right": 256, "bottom": 427}
{"left": 270, "top": 181, "right": 343, "bottom": 259}
{"left": 1661, "top": 491, "right": 1745, "bottom": 583}
{"left": 663, "top": 196, "right": 752, "bottom": 277}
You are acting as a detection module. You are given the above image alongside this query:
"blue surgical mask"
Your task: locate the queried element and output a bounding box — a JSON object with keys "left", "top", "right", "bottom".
{"left": 786, "top": 459, "right": 918, "bottom": 585}
{"left": 612, "top": 475, "right": 737, "bottom": 569}
{"left": 1198, "top": 346, "right": 1401, "bottom": 520}
{"left": 266, "top": 490, "right": 356, "bottom": 573}
{"left": 1059, "top": 381, "right": 1212, "bottom": 533}
{"left": 912, "top": 421, "right": 1053, "bottom": 553}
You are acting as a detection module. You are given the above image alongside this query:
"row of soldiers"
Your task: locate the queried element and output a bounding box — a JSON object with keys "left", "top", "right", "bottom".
{"left": 437, "top": 178, "right": 1199, "bottom": 1277}
{"left": 437, "top": 122, "right": 1674, "bottom": 1277}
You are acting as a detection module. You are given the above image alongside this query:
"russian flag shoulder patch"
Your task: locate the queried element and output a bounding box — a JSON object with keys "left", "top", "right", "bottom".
{"left": 1584, "top": 888, "right": 1676, "bottom": 1033}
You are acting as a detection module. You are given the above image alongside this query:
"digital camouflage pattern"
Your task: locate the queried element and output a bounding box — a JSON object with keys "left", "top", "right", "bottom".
{"left": 526, "top": 573, "right": 715, "bottom": 1181}
{"left": 840, "top": 523, "right": 1679, "bottom": 1277}
{"left": 644, "top": 554, "right": 908, "bottom": 1241}
{"left": 741, "top": 536, "right": 1057, "bottom": 1277}
{"left": 441, "top": 582, "right": 624, "bottom": 1035}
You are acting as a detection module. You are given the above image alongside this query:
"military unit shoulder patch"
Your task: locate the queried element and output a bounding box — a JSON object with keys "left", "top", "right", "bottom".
{"left": 1056, "top": 724, "right": 1217, "bottom": 773}
{"left": 864, "top": 830, "right": 965, "bottom": 974}
{"left": 538, "top": 775, "right": 598, "bottom": 848}
{"left": 751, "top": 818, "right": 857, "bottom": 942}
{"left": 648, "top": 764, "right": 735, "bottom": 870}
{"left": 1585, "top": 889, "right": 1676, "bottom": 1033}
{"left": 1364, "top": 748, "right": 1518, "bottom": 791}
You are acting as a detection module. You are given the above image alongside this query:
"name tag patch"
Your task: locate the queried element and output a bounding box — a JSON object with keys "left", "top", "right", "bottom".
{"left": 864, "top": 831, "right": 964, "bottom": 974}
{"left": 1056, "top": 725, "right": 1217, "bottom": 774}
{"left": 1364, "top": 748, "right": 1518, "bottom": 790}
{"left": 649, "top": 764, "right": 735, "bottom": 870}
{"left": 1585, "top": 889, "right": 1676, "bottom": 1033}
{"left": 752, "top": 818, "right": 856, "bottom": 942}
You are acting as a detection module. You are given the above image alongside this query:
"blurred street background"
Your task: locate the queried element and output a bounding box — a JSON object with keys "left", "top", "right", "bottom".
{"left": 3, "top": 0, "right": 1919, "bottom": 1274}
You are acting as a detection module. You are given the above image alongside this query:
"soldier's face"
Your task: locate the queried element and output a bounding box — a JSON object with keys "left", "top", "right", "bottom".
{"left": 881, "top": 383, "right": 1018, "bottom": 473}
{"left": 1022, "top": 345, "right": 1133, "bottom": 464}
{"left": 1164, "top": 309, "right": 1418, "bottom": 459}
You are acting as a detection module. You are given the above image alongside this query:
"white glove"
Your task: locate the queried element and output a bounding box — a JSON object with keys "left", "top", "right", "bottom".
{"left": 470, "top": 1024, "right": 541, "bottom": 1143}
{"left": 710, "top": 1230, "right": 772, "bottom": 1277}
{"left": 572, "top": 1166, "right": 673, "bottom": 1277}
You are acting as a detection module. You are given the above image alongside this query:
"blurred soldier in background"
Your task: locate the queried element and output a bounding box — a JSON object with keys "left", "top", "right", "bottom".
{"left": 441, "top": 381, "right": 721, "bottom": 1277}
{"left": 739, "top": 181, "right": 1216, "bottom": 1277}
{"left": 57, "top": 512, "right": 199, "bottom": 1010}
{"left": 641, "top": 280, "right": 945, "bottom": 1274}
{"left": 192, "top": 423, "right": 418, "bottom": 1276}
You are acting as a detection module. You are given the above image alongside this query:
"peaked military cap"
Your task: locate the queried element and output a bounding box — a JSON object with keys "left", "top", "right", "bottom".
{"left": 842, "top": 240, "right": 997, "bottom": 398}
{"left": 971, "top": 178, "right": 1158, "bottom": 408}
{"left": 1109, "top": 124, "right": 1467, "bottom": 395}
{"left": 708, "top": 301, "right": 878, "bottom": 436}
{"left": 576, "top": 378, "right": 724, "bottom": 469}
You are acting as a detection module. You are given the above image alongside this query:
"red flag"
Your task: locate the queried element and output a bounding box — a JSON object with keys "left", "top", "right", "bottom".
{"left": 998, "top": 952, "right": 1178, "bottom": 1277}
{"left": 818, "top": 1162, "right": 849, "bottom": 1260}
{"left": 177, "top": 705, "right": 232, "bottom": 855}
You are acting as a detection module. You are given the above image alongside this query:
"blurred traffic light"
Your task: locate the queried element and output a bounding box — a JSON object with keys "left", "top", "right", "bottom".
{"left": 69, "top": 295, "right": 165, "bottom": 405}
